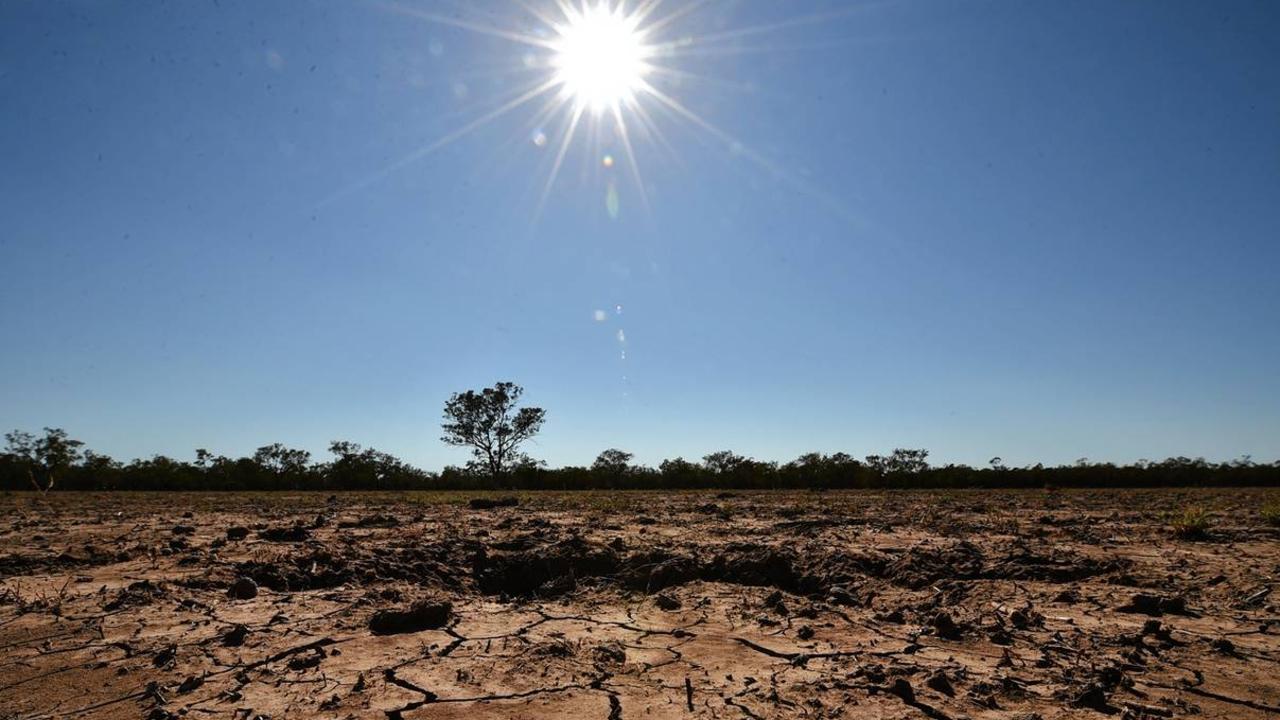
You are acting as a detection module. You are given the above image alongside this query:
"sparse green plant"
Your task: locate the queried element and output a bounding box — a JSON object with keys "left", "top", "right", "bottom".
{"left": 1168, "top": 505, "right": 1212, "bottom": 540}
{"left": 1261, "top": 497, "right": 1280, "bottom": 527}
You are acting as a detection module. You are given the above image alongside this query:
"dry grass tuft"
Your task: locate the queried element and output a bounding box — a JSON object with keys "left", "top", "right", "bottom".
{"left": 1168, "top": 505, "right": 1212, "bottom": 540}
{"left": 1261, "top": 497, "right": 1280, "bottom": 527}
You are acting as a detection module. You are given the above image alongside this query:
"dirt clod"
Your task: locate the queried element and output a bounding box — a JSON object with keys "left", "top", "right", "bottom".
{"left": 931, "top": 610, "right": 963, "bottom": 640}
{"left": 258, "top": 525, "right": 308, "bottom": 542}
{"left": 227, "top": 576, "right": 259, "bottom": 600}
{"left": 368, "top": 599, "right": 453, "bottom": 635}
{"left": 654, "top": 592, "right": 681, "bottom": 611}
{"left": 222, "top": 624, "right": 249, "bottom": 646}
{"left": 926, "top": 670, "right": 955, "bottom": 697}
{"left": 1118, "top": 593, "right": 1190, "bottom": 617}
{"left": 469, "top": 497, "right": 519, "bottom": 510}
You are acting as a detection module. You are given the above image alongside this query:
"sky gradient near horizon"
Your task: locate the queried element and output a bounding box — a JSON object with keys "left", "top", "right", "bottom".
{"left": 2, "top": 0, "right": 1278, "bottom": 470}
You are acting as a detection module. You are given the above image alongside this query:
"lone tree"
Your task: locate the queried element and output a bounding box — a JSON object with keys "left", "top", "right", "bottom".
{"left": 4, "top": 427, "right": 84, "bottom": 493}
{"left": 592, "top": 448, "right": 634, "bottom": 484}
{"left": 441, "top": 382, "right": 545, "bottom": 478}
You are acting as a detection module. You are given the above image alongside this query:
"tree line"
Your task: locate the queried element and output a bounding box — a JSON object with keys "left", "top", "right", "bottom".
{"left": 3, "top": 426, "right": 1277, "bottom": 492}
{"left": 4, "top": 382, "right": 1277, "bottom": 491}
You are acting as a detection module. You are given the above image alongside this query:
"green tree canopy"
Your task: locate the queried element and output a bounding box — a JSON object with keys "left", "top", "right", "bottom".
{"left": 441, "top": 382, "right": 546, "bottom": 479}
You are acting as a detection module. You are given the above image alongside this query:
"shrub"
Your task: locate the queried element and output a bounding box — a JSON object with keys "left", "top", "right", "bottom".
{"left": 1261, "top": 498, "right": 1280, "bottom": 527}
{"left": 1168, "top": 506, "right": 1212, "bottom": 540}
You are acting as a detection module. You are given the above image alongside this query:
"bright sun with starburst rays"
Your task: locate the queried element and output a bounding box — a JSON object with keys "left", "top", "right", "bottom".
{"left": 550, "top": 4, "right": 650, "bottom": 115}
{"left": 326, "top": 1, "right": 856, "bottom": 216}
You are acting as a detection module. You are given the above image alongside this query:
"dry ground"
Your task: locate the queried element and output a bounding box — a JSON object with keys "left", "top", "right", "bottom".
{"left": 1, "top": 489, "right": 1278, "bottom": 720}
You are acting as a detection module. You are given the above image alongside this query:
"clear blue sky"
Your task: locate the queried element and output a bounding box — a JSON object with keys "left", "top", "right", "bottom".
{"left": 2, "top": 1, "right": 1278, "bottom": 470}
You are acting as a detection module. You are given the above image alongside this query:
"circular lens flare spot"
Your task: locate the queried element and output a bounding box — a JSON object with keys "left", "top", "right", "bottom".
{"left": 551, "top": 4, "right": 650, "bottom": 113}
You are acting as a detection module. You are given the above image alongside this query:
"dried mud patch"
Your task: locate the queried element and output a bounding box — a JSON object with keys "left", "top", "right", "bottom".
{"left": 883, "top": 539, "right": 1128, "bottom": 589}
{"left": 233, "top": 542, "right": 472, "bottom": 592}
{"left": 2, "top": 489, "right": 1278, "bottom": 720}
{"left": 476, "top": 535, "right": 621, "bottom": 597}
{"left": 472, "top": 532, "right": 1129, "bottom": 603}
{"left": 0, "top": 544, "right": 131, "bottom": 578}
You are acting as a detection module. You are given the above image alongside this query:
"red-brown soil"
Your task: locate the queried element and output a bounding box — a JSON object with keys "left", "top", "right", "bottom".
{"left": 1, "top": 489, "right": 1278, "bottom": 719}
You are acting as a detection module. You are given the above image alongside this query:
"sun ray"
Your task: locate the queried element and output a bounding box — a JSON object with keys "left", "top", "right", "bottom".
{"left": 638, "top": 79, "right": 860, "bottom": 224}
{"left": 657, "top": 36, "right": 879, "bottom": 60}
{"left": 407, "top": 61, "right": 547, "bottom": 102}
{"left": 510, "top": 0, "right": 563, "bottom": 30}
{"left": 381, "top": 2, "right": 558, "bottom": 50}
{"left": 626, "top": 98, "right": 682, "bottom": 168}
{"left": 549, "top": 0, "right": 575, "bottom": 18}
{"left": 585, "top": 99, "right": 603, "bottom": 181}
{"left": 523, "top": 90, "right": 575, "bottom": 143}
{"left": 637, "top": 0, "right": 713, "bottom": 37}
{"left": 650, "top": 6, "right": 867, "bottom": 53}
{"left": 629, "top": 0, "right": 667, "bottom": 26}
{"left": 465, "top": 92, "right": 571, "bottom": 192}
{"left": 610, "top": 104, "right": 651, "bottom": 213}
{"left": 642, "top": 63, "right": 759, "bottom": 94}
{"left": 319, "top": 77, "right": 559, "bottom": 208}
{"left": 535, "top": 102, "right": 587, "bottom": 218}
{"left": 639, "top": 81, "right": 780, "bottom": 175}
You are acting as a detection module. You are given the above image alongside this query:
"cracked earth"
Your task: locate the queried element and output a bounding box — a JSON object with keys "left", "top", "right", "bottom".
{"left": 2, "top": 489, "right": 1278, "bottom": 719}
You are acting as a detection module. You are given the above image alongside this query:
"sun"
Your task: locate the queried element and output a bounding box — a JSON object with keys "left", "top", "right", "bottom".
{"left": 335, "top": 1, "right": 849, "bottom": 216}
{"left": 550, "top": 3, "right": 650, "bottom": 114}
